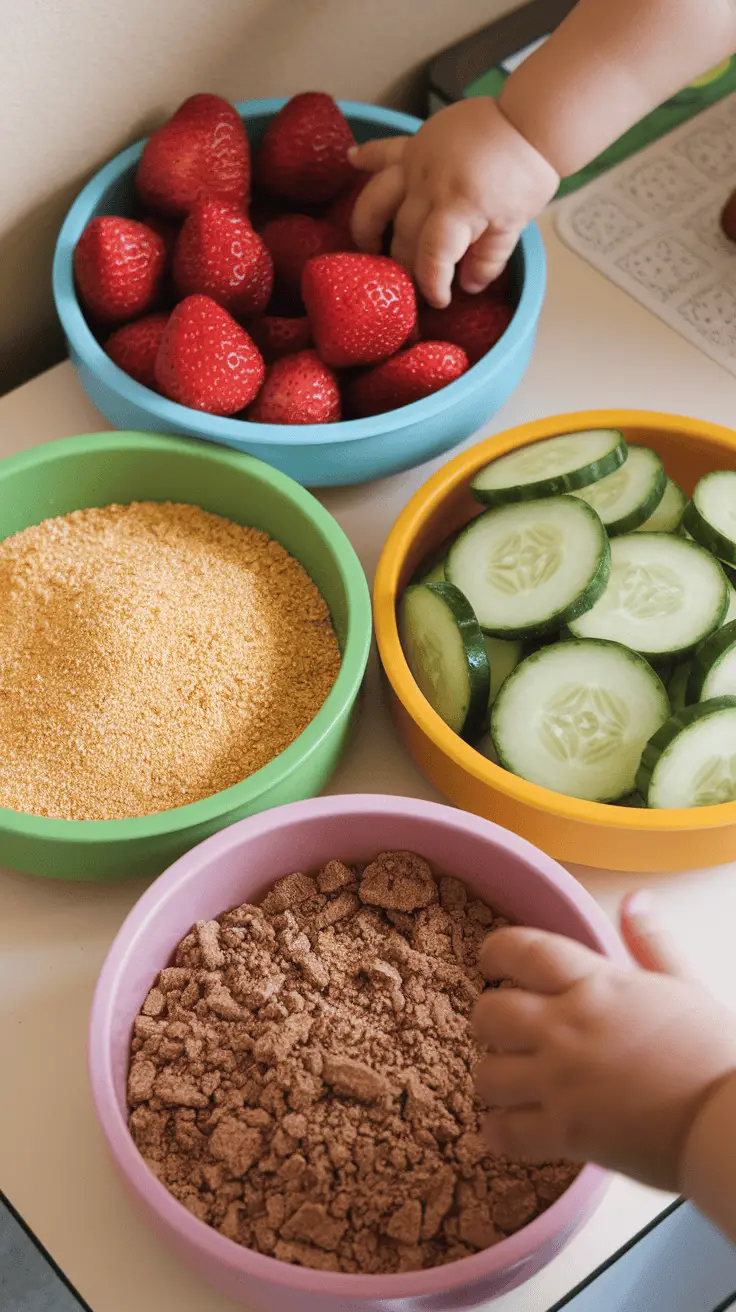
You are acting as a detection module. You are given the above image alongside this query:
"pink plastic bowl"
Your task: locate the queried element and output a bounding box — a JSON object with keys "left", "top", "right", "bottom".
{"left": 89, "top": 795, "right": 625, "bottom": 1312}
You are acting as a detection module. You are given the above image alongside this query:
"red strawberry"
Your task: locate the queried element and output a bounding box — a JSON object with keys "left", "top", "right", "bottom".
{"left": 256, "top": 92, "right": 355, "bottom": 204}
{"left": 419, "top": 287, "right": 512, "bottom": 365}
{"left": 261, "top": 214, "right": 350, "bottom": 301}
{"left": 326, "top": 175, "right": 369, "bottom": 232}
{"left": 487, "top": 266, "right": 512, "bottom": 301}
{"left": 302, "top": 253, "right": 416, "bottom": 368}
{"left": 173, "top": 199, "right": 273, "bottom": 318}
{"left": 248, "top": 350, "right": 341, "bottom": 425}
{"left": 155, "top": 295, "right": 265, "bottom": 415}
{"left": 347, "top": 341, "right": 469, "bottom": 417}
{"left": 136, "top": 94, "right": 250, "bottom": 218}
{"left": 104, "top": 312, "right": 169, "bottom": 389}
{"left": 74, "top": 217, "right": 166, "bottom": 324}
{"left": 248, "top": 315, "right": 312, "bottom": 362}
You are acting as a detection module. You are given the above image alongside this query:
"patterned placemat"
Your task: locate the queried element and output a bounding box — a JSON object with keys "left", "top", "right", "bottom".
{"left": 555, "top": 92, "right": 736, "bottom": 376}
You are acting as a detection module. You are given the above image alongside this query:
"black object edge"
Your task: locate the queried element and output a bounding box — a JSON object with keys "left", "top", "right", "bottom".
{"left": 546, "top": 1197, "right": 736, "bottom": 1311}
{"left": 428, "top": 0, "right": 575, "bottom": 104}
{"left": 0, "top": 1186, "right": 93, "bottom": 1310}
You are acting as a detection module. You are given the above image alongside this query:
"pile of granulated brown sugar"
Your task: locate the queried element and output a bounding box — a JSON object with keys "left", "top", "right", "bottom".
{"left": 0, "top": 502, "right": 341, "bottom": 820}
{"left": 127, "top": 852, "right": 579, "bottom": 1275}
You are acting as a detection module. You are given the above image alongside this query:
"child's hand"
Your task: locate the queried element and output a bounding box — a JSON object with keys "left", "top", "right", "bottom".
{"left": 471, "top": 898, "right": 736, "bottom": 1191}
{"left": 349, "top": 99, "right": 559, "bottom": 308}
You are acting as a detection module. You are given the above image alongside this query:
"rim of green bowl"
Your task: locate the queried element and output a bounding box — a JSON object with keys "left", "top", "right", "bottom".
{"left": 0, "top": 431, "right": 372, "bottom": 844}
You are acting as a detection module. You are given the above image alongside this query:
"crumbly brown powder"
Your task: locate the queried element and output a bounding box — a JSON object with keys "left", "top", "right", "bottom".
{"left": 127, "top": 852, "right": 579, "bottom": 1275}
{"left": 0, "top": 501, "right": 341, "bottom": 820}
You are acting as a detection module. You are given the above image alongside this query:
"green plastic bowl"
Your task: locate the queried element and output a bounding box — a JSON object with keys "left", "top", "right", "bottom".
{"left": 0, "top": 432, "right": 371, "bottom": 881}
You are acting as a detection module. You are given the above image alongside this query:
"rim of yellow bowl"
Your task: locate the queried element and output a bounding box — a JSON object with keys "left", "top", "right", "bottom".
{"left": 374, "top": 408, "right": 736, "bottom": 835}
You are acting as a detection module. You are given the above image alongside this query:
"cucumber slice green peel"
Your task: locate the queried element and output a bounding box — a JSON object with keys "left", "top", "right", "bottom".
{"left": 491, "top": 638, "right": 669, "bottom": 803}
{"left": 398, "top": 581, "right": 490, "bottom": 741}
{"left": 569, "top": 533, "right": 729, "bottom": 659}
{"left": 668, "top": 662, "right": 692, "bottom": 714}
{"left": 447, "top": 496, "right": 611, "bottom": 640}
{"left": 484, "top": 635, "right": 524, "bottom": 711}
{"left": 573, "top": 445, "right": 667, "bottom": 536}
{"left": 470, "top": 429, "right": 627, "bottom": 506}
{"left": 634, "top": 478, "right": 687, "bottom": 534}
{"left": 688, "top": 619, "right": 736, "bottom": 702}
{"left": 683, "top": 471, "right": 736, "bottom": 566}
{"left": 637, "top": 696, "right": 736, "bottom": 808}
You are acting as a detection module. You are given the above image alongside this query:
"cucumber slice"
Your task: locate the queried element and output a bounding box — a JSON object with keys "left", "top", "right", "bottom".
{"left": 484, "top": 635, "right": 524, "bottom": 708}
{"left": 668, "top": 661, "right": 692, "bottom": 713}
{"left": 447, "top": 497, "right": 610, "bottom": 639}
{"left": 726, "top": 582, "right": 736, "bottom": 624}
{"left": 471, "top": 429, "right": 627, "bottom": 506}
{"left": 474, "top": 730, "right": 499, "bottom": 764}
{"left": 637, "top": 696, "right": 736, "bottom": 808}
{"left": 688, "top": 620, "right": 736, "bottom": 701}
{"left": 399, "top": 582, "right": 490, "bottom": 740}
{"left": 414, "top": 530, "right": 460, "bottom": 585}
{"left": 491, "top": 639, "right": 669, "bottom": 802}
{"left": 634, "top": 478, "right": 687, "bottom": 534}
{"left": 420, "top": 558, "right": 446, "bottom": 585}
{"left": 683, "top": 471, "right": 736, "bottom": 565}
{"left": 572, "top": 445, "right": 666, "bottom": 535}
{"left": 569, "top": 533, "right": 729, "bottom": 659}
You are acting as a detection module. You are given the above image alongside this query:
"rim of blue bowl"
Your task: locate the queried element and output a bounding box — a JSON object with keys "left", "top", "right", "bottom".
{"left": 0, "top": 431, "right": 372, "bottom": 844}
{"left": 53, "top": 97, "right": 546, "bottom": 447}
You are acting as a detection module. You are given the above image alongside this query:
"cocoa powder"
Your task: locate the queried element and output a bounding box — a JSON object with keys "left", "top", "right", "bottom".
{"left": 127, "top": 853, "right": 579, "bottom": 1274}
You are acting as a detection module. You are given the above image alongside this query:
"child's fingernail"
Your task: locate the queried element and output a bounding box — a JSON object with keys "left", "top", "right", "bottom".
{"left": 347, "top": 146, "right": 359, "bottom": 162}
{"left": 624, "top": 889, "right": 654, "bottom": 922}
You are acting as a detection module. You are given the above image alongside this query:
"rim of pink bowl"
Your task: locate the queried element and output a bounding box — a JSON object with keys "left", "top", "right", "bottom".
{"left": 89, "top": 795, "right": 625, "bottom": 1299}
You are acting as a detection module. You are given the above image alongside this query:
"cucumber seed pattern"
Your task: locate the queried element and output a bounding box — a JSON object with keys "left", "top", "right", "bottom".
{"left": 539, "top": 684, "right": 630, "bottom": 765}
{"left": 487, "top": 526, "right": 564, "bottom": 594}
{"left": 412, "top": 633, "right": 444, "bottom": 702}
{"left": 506, "top": 440, "right": 577, "bottom": 478}
{"left": 692, "top": 755, "right": 736, "bottom": 805}
{"left": 609, "top": 562, "right": 684, "bottom": 619}
{"left": 577, "top": 466, "right": 629, "bottom": 511}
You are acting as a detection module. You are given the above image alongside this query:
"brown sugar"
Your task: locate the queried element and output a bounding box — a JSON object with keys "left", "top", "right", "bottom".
{"left": 0, "top": 502, "right": 341, "bottom": 820}
{"left": 127, "top": 852, "right": 580, "bottom": 1275}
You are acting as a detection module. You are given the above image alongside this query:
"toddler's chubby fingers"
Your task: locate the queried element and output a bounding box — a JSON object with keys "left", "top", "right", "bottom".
{"left": 459, "top": 226, "right": 518, "bottom": 294}
{"left": 481, "top": 1109, "right": 557, "bottom": 1162}
{"left": 479, "top": 926, "right": 608, "bottom": 995}
{"left": 475, "top": 1053, "right": 540, "bottom": 1109}
{"left": 471, "top": 986, "right": 544, "bottom": 1052}
{"left": 415, "top": 209, "right": 477, "bottom": 308}
{"left": 390, "top": 195, "right": 432, "bottom": 271}
{"left": 348, "top": 136, "right": 409, "bottom": 174}
{"left": 620, "top": 890, "right": 693, "bottom": 981}
{"left": 351, "top": 165, "right": 406, "bottom": 254}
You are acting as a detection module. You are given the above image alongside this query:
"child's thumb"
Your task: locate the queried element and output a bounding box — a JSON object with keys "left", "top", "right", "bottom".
{"left": 620, "top": 890, "right": 692, "bottom": 979}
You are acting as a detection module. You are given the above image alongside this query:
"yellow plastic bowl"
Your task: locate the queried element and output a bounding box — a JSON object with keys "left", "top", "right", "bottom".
{"left": 374, "top": 409, "right": 736, "bottom": 872}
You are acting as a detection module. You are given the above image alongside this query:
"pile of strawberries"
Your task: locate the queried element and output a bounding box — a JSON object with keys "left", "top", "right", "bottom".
{"left": 73, "top": 92, "right": 514, "bottom": 426}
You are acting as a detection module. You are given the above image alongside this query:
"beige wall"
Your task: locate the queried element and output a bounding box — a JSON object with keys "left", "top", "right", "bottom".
{"left": 0, "top": 0, "right": 513, "bottom": 395}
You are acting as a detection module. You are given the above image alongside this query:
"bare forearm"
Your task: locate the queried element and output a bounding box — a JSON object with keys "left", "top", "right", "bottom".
{"left": 680, "top": 1070, "right": 736, "bottom": 1244}
{"left": 499, "top": 0, "right": 736, "bottom": 176}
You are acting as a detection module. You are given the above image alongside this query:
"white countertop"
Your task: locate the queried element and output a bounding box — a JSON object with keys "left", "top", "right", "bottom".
{"left": 2, "top": 207, "right": 736, "bottom": 1312}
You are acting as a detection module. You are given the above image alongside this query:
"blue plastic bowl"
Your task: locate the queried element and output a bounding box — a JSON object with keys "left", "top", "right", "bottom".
{"left": 53, "top": 98, "right": 546, "bottom": 488}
